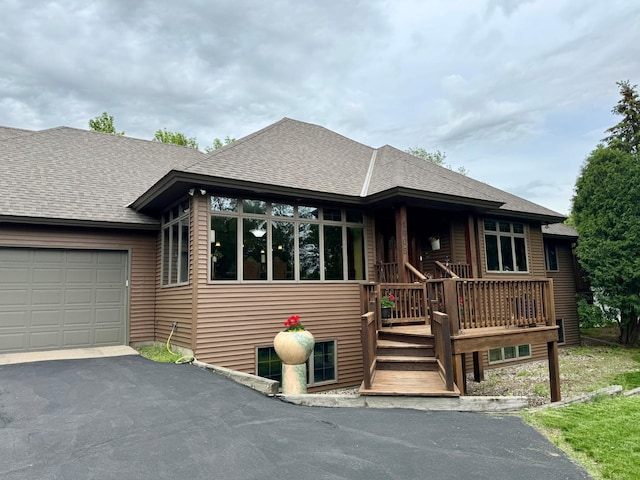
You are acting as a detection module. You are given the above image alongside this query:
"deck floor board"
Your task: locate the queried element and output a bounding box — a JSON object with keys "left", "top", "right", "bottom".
{"left": 359, "top": 370, "right": 459, "bottom": 397}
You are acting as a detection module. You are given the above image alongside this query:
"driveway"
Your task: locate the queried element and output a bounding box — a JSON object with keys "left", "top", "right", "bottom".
{"left": 0, "top": 355, "right": 590, "bottom": 479}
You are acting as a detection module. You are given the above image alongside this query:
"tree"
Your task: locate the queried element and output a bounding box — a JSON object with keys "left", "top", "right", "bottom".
{"left": 572, "top": 146, "right": 640, "bottom": 345}
{"left": 153, "top": 128, "right": 198, "bottom": 149}
{"left": 89, "top": 112, "right": 124, "bottom": 135}
{"left": 405, "top": 147, "right": 468, "bottom": 175}
{"left": 205, "top": 136, "right": 236, "bottom": 153}
{"left": 603, "top": 80, "right": 640, "bottom": 154}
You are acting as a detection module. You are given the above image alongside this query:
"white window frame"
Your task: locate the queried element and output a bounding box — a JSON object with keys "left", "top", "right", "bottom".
{"left": 161, "top": 199, "right": 190, "bottom": 287}
{"left": 545, "top": 242, "right": 559, "bottom": 271}
{"left": 484, "top": 219, "right": 529, "bottom": 273}
{"left": 255, "top": 339, "right": 338, "bottom": 387}
{"left": 488, "top": 344, "right": 532, "bottom": 364}
{"left": 209, "top": 197, "right": 366, "bottom": 283}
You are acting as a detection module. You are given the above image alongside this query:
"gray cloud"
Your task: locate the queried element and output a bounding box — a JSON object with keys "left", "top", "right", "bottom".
{"left": 1, "top": 0, "right": 639, "bottom": 215}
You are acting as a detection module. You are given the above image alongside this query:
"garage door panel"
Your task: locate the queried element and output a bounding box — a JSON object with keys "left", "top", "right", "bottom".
{"left": 28, "top": 331, "right": 61, "bottom": 349}
{"left": 0, "top": 332, "right": 26, "bottom": 351}
{"left": 64, "top": 289, "right": 94, "bottom": 305}
{"left": 31, "top": 310, "right": 62, "bottom": 327}
{"left": 0, "top": 310, "right": 28, "bottom": 327}
{"left": 63, "top": 330, "right": 92, "bottom": 348}
{"left": 0, "top": 267, "right": 30, "bottom": 284}
{"left": 0, "top": 289, "right": 29, "bottom": 305}
{"left": 95, "top": 328, "right": 122, "bottom": 345}
{"left": 32, "top": 268, "right": 64, "bottom": 284}
{"left": 33, "top": 250, "right": 65, "bottom": 262}
{"left": 66, "top": 268, "right": 94, "bottom": 284}
{"left": 96, "top": 288, "right": 123, "bottom": 304}
{"left": 31, "top": 289, "right": 63, "bottom": 305}
{"left": 0, "top": 248, "right": 127, "bottom": 353}
{"left": 96, "top": 308, "right": 122, "bottom": 324}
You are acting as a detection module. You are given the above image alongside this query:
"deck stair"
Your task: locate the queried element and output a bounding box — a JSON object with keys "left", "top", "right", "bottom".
{"left": 359, "top": 326, "right": 460, "bottom": 397}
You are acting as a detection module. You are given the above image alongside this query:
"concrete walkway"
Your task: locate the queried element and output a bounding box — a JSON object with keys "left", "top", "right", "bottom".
{"left": 0, "top": 345, "right": 138, "bottom": 365}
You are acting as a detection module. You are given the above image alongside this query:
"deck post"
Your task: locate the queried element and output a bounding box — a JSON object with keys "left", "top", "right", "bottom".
{"left": 472, "top": 351, "right": 484, "bottom": 382}
{"left": 453, "top": 353, "right": 465, "bottom": 395}
{"left": 548, "top": 339, "right": 561, "bottom": 402}
{"left": 443, "top": 279, "right": 460, "bottom": 335}
{"left": 395, "top": 204, "right": 408, "bottom": 283}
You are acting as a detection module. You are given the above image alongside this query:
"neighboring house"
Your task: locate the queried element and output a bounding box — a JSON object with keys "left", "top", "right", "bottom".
{"left": 0, "top": 118, "right": 580, "bottom": 398}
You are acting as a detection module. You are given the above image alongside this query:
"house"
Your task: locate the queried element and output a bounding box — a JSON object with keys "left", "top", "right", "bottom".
{"left": 0, "top": 119, "right": 581, "bottom": 398}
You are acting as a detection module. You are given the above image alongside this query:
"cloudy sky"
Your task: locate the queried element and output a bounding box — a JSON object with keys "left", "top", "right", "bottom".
{"left": 2, "top": 0, "right": 639, "bottom": 216}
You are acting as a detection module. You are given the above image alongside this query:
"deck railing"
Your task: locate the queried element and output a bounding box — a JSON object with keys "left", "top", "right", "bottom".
{"left": 437, "top": 278, "right": 555, "bottom": 334}
{"left": 360, "top": 311, "right": 377, "bottom": 390}
{"left": 374, "top": 262, "right": 399, "bottom": 283}
{"left": 435, "top": 261, "right": 471, "bottom": 279}
{"left": 361, "top": 282, "right": 428, "bottom": 324}
{"left": 431, "top": 310, "right": 455, "bottom": 391}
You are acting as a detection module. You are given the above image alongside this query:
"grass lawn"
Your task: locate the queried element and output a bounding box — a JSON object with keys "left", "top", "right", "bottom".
{"left": 523, "top": 326, "right": 640, "bottom": 480}
{"left": 137, "top": 344, "right": 183, "bottom": 363}
{"left": 526, "top": 396, "right": 640, "bottom": 480}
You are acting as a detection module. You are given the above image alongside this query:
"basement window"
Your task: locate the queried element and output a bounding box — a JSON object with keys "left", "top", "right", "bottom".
{"left": 488, "top": 344, "right": 531, "bottom": 364}
{"left": 256, "top": 340, "right": 337, "bottom": 386}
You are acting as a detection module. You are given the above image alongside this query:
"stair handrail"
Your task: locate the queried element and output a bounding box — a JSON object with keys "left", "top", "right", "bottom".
{"left": 404, "top": 261, "right": 427, "bottom": 283}
{"left": 360, "top": 311, "right": 377, "bottom": 390}
{"left": 431, "top": 310, "right": 455, "bottom": 391}
{"left": 434, "top": 260, "right": 460, "bottom": 279}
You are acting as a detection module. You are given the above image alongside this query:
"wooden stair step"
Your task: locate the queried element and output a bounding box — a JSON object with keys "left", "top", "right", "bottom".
{"left": 359, "top": 370, "right": 460, "bottom": 397}
{"left": 377, "top": 355, "right": 437, "bottom": 363}
{"left": 376, "top": 356, "right": 439, "bottom": 371}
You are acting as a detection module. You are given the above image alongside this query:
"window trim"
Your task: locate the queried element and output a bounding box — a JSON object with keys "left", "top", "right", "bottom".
{"left": 209, "top": 197, "right": 366, "bottom": 283}
{"left": 488, "top": 344, "right": 532, "bottom": 365}
{"left": 557, "top": 318, "right": 565, "bottom": 345}
{"left": 483, "top": 219, "right": 529, "bottom": 274}
{"left": 161, "top": 199, "right": 190, "bottom": 287}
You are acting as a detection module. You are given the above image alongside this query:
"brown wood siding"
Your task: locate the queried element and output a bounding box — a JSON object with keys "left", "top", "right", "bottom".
{"left": 546, "top": 240, "right": 580, "bottom": 346}
{"left": 194, "top": 283, "right": 363, "bottom": 390}
{"left": 153, "top": 198, "right": 195, "bottom": 350}
{"left": 0, "top": 224, "right": 156, "bottom": 343}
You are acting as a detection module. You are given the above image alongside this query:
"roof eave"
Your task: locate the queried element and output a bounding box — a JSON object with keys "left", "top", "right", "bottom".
{"left": 0, "top": 215, "right": 160, "bottom": 231}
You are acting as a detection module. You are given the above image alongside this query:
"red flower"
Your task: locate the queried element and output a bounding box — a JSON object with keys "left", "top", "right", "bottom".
{"left": 388, "top": 294, "right": 395, "bottom": 301}
{"left": 283, "top": 314, "right": 304, "bottom": 331}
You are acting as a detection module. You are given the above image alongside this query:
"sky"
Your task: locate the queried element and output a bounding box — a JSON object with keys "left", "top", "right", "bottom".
{"left": 1, "top": 0, "right": 639, "bottom": 216}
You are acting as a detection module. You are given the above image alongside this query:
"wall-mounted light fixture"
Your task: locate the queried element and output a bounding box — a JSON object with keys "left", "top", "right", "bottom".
{"left": 188, "top": 188, "right": 195, "bottom": 196}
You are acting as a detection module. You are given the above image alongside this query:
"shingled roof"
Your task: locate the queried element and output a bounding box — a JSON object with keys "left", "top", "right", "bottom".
{"left": 0, "top": 127, "right": 203, "bottom": 227}
{"left": 172, "top": 118, "right": 564, "bottom": 221}
{"left": 1, "top": 118, "right": 565, "bottom": 228}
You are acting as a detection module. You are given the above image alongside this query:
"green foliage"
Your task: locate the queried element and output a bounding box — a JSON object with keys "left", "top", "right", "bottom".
{"left": 530, "top": 396, "right": 640, "bottom": 480}
{"left": 88, "top": 112, "right": 124, "bottom": 135}
{"left": 137, "top": 344, "right": 181, "bottom": 363}
{"left": 603, "top": 80, "right": 640, "bottom": 154}
{"left": 613, "top": 371, "right": 640, "bottom": 390}
{"left": 153, "top": 128, "right": 199, "bottom": 149}
{"left": 578, "top": 299, "right": 616, "bottom": 329}
{"left": 205, "top": 136, "right": 236, "bottom": 153}
{"left": 572, "top": 146, "right": 640, "bottom": 344}
{"left": 405, "top": 147, "right": 468, "bottom": 175}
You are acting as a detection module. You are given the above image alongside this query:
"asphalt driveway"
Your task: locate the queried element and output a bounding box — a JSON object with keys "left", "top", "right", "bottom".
{"left": 0, "top": 355, "right": 590, "bottom": 479}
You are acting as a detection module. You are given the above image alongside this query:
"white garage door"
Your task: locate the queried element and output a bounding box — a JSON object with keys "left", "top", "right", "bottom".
{"left": 0, "top": 248, "right": 128, "bottom": 353}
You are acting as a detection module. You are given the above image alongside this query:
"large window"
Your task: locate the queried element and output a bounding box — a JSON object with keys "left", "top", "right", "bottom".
{"left": 256, "top": 340, "right": 337, "bottom": 386}
{"left": 488, "top": 344, "right": 531, "bottom": 364}
{"left": 209, "top": 196, "right": 366, "bottom": 281}
{"left": 484, "top": 220, "right": 528, "bottom": 273}
{"left": 161, "top": 199, "right": 190, "bottom": 286}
